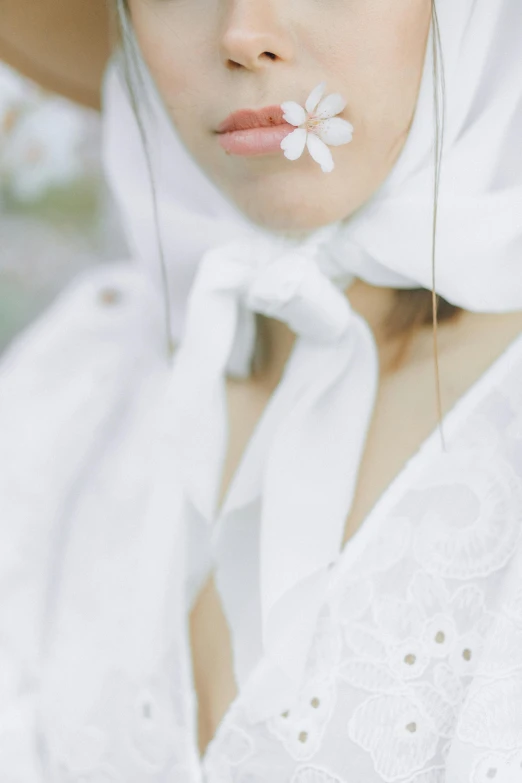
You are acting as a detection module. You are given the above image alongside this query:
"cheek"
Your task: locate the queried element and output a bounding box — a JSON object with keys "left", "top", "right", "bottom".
{"left": 129, "top": 1, "right": 212, "bottom": 114}
{"left": 326, "top": 2, "right": 431, "bottom": 140}
{"left": 323, "top": 0, "right": 431, "bottom": 128}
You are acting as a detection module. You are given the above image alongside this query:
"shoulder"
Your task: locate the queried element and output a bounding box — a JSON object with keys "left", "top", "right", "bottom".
{"left": 0, "top": 260, "right": 169, "bottom": 523}
{"left": 0, "top": 260, "right": 167, "bottom": 458}
{"left": 0, "top": 260, "right": 165, "bottom": 392}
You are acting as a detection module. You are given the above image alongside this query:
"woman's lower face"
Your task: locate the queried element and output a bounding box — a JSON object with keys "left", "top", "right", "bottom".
{"left": 128, "top": 0, "right": 432, "bottom": 233}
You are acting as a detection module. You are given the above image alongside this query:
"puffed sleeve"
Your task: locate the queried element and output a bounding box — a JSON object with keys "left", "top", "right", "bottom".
{"left": 0, "top": 260, "right": 164, "bottom": 778}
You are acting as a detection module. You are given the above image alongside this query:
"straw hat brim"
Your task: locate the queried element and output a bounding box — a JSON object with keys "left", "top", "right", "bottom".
{"left": 0, "top": 0, "right": 117, "bottom": 110}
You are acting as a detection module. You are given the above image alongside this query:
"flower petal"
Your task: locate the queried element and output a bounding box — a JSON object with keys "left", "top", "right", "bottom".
{"left": 306, "top": 132, "right": 334, "bottom": 173}
{"left": 305, "top": 82, "right": 326, "bottom": 114}
{"left": 315, "top": 92, "right": 347, "bottom": 119}
{"left": 280, "top": 128, "right": 308, "bottom": 160}
{"left": 316, "top": 117, "right": 354, "bottom": 146}
{"left": 280, "top": 101, "right": 307, "bottom": 127}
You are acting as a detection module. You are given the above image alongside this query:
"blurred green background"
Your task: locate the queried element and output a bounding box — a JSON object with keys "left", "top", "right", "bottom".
{"left": 0, "top": 62, "right": 128, "bottom": 355}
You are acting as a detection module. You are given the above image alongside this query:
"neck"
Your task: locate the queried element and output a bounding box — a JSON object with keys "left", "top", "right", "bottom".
{"left": 251, "top": 278, "right": 401, "bottom": 389}
{"left": 249, "top": 277, "right": 519, "bottom": 390}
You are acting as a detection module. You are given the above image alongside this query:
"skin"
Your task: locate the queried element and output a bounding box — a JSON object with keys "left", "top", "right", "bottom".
{"left": 126, "top": 0, "right": 432, "bottom": 233}
{"left": 125, "top": 0, "right": 522, "bottom": 757}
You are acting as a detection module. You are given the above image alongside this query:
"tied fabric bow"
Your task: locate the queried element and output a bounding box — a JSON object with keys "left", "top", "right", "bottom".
{"left": 142, "top": 226, "right": 379, "bottom": 721}
{"left": 101, "top": 0, "right": 522, "bottom": 727}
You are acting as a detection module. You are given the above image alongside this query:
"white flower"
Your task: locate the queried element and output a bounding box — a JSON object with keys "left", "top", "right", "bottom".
{"left": 1, "top": 98, "right": 84, "bottom": 202}
{"left": 280, "top": 82, "right": 353, "bottom": 173}
{"left": 0, "top": 63, "right": 40, "bottom": 124}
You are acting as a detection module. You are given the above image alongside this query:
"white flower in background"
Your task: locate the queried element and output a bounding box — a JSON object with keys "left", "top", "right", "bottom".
{"left": 1, "top": 97, "right": 84, "bottom": 202}
{"left": 280, "top": 82, "right": 353, "bottom": 173}
{"left": 0, "top": 68, "right": 23, "bottom": 134}
{"left": 0, "top": 64, "right": 40, "bottom": 137}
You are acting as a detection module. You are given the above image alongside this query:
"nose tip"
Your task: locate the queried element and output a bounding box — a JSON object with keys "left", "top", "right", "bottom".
{"left": 220, "top": 7, "right": 294, "bottom": 72}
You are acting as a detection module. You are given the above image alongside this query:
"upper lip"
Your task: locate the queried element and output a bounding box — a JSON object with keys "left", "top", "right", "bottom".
{"left": 216, "top": 105, "right": 289, "bottom": 133}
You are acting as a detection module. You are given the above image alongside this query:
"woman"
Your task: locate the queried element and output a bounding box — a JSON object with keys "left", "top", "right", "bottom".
{"left": 0, "top": 1, "right": 521, "bottom": 781}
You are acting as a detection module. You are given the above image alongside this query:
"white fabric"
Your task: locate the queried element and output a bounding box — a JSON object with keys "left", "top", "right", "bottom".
{"left": 0, "top": 0, "right": 521, "bottom": 779}
{"left": 100, "top": 0, "right": 522, "bottom": 722}
{"left": 0, "top": 268, "right": 521, "bottom": 782}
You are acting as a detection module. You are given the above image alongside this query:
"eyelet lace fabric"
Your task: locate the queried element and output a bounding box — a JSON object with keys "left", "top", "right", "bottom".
{"left": 0, "top": 268, "right": 521, "bottom": 782}
{"left": 200, "top": 371, "right": 522, "bottom": 781}
{"left": 201, "top": 455, "right": 522, "bottom": 782}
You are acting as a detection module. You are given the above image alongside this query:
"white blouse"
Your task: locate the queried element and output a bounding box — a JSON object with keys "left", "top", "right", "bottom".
{"left": 0, "top": 260, "right": 521, "bottom": 783}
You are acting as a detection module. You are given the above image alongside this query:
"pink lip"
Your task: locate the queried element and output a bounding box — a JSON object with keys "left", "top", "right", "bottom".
{"left": 216, "top": 105, "right": 294, "bottom": 156}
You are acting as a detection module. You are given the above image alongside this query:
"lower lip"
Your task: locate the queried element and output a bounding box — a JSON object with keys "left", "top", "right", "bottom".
{"left": 217, "top": 124, "right": 294, "bottom": 156}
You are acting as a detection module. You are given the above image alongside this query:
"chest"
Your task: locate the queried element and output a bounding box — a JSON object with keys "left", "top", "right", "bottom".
{"left": 188, "top": 317, "right": 522, "bottom": 759}
{"left": 188, "top": 357, "right": 440, "bottom": 757}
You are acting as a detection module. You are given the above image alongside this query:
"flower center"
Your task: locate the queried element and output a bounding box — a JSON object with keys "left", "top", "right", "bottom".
{"left": 307, "top": 116, "right": 323, "bottom": 131}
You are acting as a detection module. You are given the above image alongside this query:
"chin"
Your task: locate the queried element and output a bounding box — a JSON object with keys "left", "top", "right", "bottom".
{"left": 222, "top": 169, "right": 355, "bottom": 234}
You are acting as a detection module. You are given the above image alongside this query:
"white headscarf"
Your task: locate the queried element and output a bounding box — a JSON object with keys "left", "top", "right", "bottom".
{"left": 101, "top": 0, "right": 522, "bottom": 721}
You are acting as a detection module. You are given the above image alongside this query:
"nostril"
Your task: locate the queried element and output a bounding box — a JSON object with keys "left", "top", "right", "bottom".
{"left": 226, "top": 51, "right": 277, "bottom": 70}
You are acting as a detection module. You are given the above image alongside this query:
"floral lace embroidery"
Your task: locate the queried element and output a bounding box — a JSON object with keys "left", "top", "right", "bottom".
{"left": 410, "top": 451, "right": 522, "bottom": 579}
{"left": 15, "top": 281, "right": 519, "bottom": 783}
{"left": 471, "top": 749, "right": 522, "bottom": 782}
{"left": 56, "top": 763, "right": 124, "bottom": 783}
{"left": 457, "top": 673, "right": 522, "bottom": 750}
{"left": 53, "top": 639, "right": 196, "bottom": 782}
{"left": 291, "top": 766, "right": 347, "bottom": 783}
{"left": 206, "top": 444, "right": 522, "bottom": 782}
{"left": 202, "top": 724, "right": 254, "bottom": 782}
{"left": 402, "top": 769, "right": 446, "bottom": 783}
{"left": 267, "top": 676, "right": 338, "bottom": 762}
{"left": 265, "top": 611, "right": 343, "bottom": 762}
